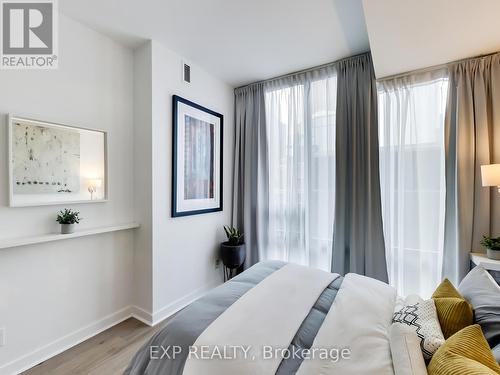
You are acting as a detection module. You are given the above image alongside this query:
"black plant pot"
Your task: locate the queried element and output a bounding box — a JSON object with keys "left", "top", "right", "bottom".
{"left": 220, "top": 242, "right": 245, "bottom": 281}
{"left": 220, "top": 242, "right": 246, "bottom": 269}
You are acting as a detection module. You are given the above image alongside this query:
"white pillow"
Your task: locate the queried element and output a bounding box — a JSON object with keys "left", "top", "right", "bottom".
{"left": 392, "top": 295, "right": 445, "bottom": 360}
{"left": 389, "top": 323, "right": 428, "bottom": 375}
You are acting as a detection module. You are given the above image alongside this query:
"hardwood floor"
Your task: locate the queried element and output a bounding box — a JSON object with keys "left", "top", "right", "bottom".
{"left": 22, "top": 318, "right": 169, "bottom": 375}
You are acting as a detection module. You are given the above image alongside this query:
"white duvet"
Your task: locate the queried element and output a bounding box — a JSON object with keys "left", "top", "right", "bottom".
{"left": 297, "top": 273, "right": 397, "bottom": 375}
{"left": 183, "top": 264, "right": 397, "bottom": 375}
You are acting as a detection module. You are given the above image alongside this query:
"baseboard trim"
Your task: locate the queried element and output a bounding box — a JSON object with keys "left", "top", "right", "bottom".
{"left": 1, "top": 281, "right": 221, "bottom": 375}
{"left": 152, "top": 279, "right": 221, "bottom": 325}
{"left": 130, "top": 305, "right": 153, "bottom": 326}
{"left": 0, "top": 306, "right": 133, "bottom": 375}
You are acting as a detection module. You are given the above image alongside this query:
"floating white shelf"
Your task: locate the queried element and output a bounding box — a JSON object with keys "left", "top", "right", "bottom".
{"left": 470, "top": 252, "right": 500, "bottom": 272}
{"left": 0, "top": 223, "right": 140, "bottom": 250}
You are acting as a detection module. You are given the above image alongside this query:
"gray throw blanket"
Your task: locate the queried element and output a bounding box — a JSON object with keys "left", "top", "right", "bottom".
{"left": 124, "top": 261, "right": 343, "bottom": 375}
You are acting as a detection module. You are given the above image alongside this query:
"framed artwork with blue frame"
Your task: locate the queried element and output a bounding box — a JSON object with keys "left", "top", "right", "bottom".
{"left": 172, "top": 95, "right": 223, "bottom": 217}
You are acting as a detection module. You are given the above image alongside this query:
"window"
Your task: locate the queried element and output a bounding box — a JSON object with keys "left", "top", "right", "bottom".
{"left": 378, "top": 73, "right": 449, "bottom": 297}
{"left": 264, "top": 75, "right": 337, "bottom": 271}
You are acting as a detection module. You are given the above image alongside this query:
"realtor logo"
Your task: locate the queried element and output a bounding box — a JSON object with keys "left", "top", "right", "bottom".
{"left": 1, "top": 0, "right": 58, "bottom": 69}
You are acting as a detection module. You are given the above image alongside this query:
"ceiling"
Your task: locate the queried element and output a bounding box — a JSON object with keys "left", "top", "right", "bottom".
{"left": 59, "top": 0, "right": 370, "bottom": 87}
{"left": 363, "top": 0, "right": 500, "bottom": 78}
{"left": 60, "top": 0, "right": 500, "bottom": 86}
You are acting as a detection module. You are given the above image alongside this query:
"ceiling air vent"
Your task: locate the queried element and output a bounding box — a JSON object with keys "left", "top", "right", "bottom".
{"left": 183, "top": 63, "right": 191, "bottom": 83}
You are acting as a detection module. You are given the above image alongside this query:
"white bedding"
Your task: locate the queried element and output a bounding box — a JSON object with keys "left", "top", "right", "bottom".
{"left": 183, "top": 265, "right": 398, "bottom": 375}
{"left": 297, "top": 273, "right": 397, "bottom": 375}
{"left": 182, "top": 263, "right": 337, "bottom": 375}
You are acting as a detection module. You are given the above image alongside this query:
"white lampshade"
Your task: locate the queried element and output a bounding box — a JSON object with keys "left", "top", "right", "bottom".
{"left": 89, "top": 179, "right": 102, "bottom": 188}
{"left": 481, "top": 164, "right": 500, "bottom": 187}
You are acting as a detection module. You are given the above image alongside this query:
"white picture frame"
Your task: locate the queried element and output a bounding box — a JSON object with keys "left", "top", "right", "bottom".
{"left": 7, "top": 114, "right": 108, "bottom": 207}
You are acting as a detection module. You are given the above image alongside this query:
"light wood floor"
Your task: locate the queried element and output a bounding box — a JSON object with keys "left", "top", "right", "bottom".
{"left": 22, "top": 318, "right": 170, "bottom": 375}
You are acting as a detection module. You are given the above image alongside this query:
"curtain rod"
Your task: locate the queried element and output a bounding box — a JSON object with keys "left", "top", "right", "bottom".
{"left": 376, "top": 50, "right": 500, "bottom": 82}
{"left": 235, "top": 51, "right": 370, "bottom": 91}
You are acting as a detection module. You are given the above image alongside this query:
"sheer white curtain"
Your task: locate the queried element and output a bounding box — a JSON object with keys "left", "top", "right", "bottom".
{"left": 264, "top": 70, "right": 337, "bottom": 271}
{"left": 378, "top": 71, "right": 449, "bottom": 297}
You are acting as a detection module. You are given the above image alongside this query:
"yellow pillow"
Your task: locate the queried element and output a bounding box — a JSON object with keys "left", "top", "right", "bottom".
{"left": 433, "top": 297, "right": 473, "bottom": 339}
{"left": 428, "top": 324, "right": 500, "bottom": 375}
{"left": 432, "top": 279, "right": 463, "bottom": 299}
{"left": 432, "top": 279, "right": 473, "bottom": 338}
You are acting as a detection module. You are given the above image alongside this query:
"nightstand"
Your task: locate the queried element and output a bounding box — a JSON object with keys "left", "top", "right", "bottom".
{"left": 470, "top": 252, "right": 500, "bottom": 284}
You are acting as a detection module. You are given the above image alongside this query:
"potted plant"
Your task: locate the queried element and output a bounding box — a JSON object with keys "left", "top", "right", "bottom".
{"left": 56, "top": 208, "right": 81, "bottom": 234}
{"left": 480, "top": 235, "right": 500, "bottom": 260}
{"left": 220, "top": 226, "right": 245, "bottom": 279}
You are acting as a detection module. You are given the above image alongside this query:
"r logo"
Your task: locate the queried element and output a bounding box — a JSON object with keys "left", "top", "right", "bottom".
{"left": 2, "top": 2, "right": 53, "bottom": 54}
{"left": 1, "top": 0, "right": 57, "bottom": 69}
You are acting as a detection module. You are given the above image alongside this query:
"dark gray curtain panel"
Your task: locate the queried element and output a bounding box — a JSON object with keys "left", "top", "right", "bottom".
{"left": 443, "top": 53, "right": 500, "bottom": 284}
{"left": 232, "top": 84, "right": 269, "bottom": 267}
{"left": 332, "top": 53, "right": 388, "bottom": 282}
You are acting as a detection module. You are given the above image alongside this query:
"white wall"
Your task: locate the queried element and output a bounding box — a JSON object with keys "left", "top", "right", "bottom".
{"left": 132, "top": 42, "right": 154, "bottom": 319}
{"left": 0, "top": 16, "right": 235, "bottom": 375}
{"left": 131, "top": 41, "right": 234, "bottom": 323}
{"left": 0, "top": 15, "right": 135, "bottom": 374}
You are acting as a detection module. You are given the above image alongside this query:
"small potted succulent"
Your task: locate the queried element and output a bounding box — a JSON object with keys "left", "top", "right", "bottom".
{"left": 56, "top": 208, "right": 81, "bottom": 234}
{"left": 220, "top": 226, "right": 245, "bottom": 279}
{"left": 480, "top": 235, "right": 500, "bottom": 260}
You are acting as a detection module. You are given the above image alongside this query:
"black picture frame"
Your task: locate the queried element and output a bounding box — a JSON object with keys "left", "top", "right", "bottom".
{"left": 172, "top": 95, "right": 223, "bottom": 217}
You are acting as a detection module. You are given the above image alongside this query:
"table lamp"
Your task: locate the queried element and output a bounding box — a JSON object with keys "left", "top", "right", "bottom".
{"left": 88, "top": 179, "right": 102, "bottom": 200}
{"left": 481, "top": 164, "right": 500, "bottom": 193}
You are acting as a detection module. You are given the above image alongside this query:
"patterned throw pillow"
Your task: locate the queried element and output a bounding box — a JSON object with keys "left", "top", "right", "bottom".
{"left": 393, "top": 295, "right": 445, "bottom": 360}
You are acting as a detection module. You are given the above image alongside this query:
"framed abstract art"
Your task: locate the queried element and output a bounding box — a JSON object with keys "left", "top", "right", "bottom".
{"left": 7, "top": 115, "right": 108, "bottom": 207}
{"left": 172, "top": 95, "right": 223, "bottom": 217}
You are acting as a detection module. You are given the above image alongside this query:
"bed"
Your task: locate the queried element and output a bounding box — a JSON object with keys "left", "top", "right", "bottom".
{"left": 125, "top": 261, "right": 398, "bottom": 375}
